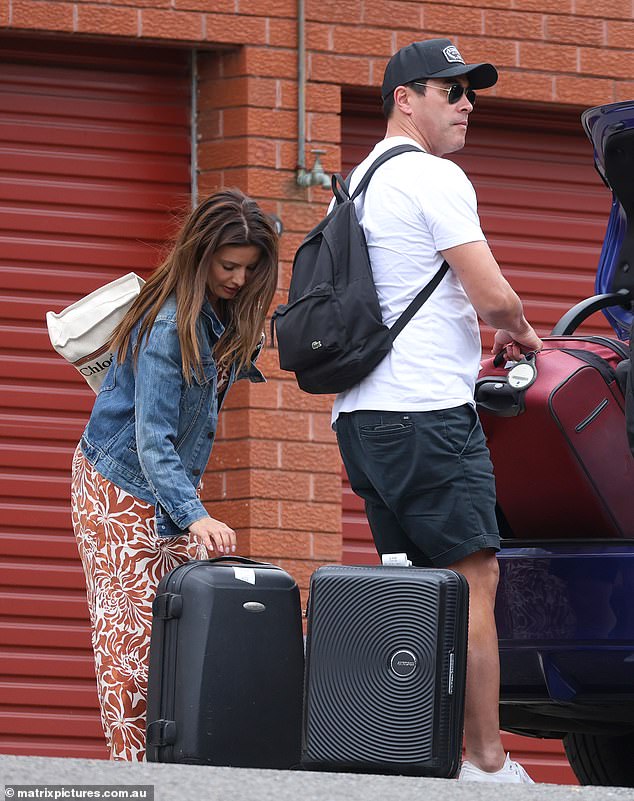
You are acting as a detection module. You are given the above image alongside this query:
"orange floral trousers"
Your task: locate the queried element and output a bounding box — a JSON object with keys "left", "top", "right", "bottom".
{"left": 71, "top": 447, "right": 206, "bottom": 760}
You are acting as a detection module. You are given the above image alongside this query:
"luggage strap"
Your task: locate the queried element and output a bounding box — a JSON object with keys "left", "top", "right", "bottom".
{"left": 555, "top": 347, "right": 616, "bottom": 384}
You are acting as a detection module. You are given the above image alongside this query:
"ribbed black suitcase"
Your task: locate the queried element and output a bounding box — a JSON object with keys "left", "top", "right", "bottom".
{"left": 302, "top": 565, "right": 469, "bottom": 777}
{"left": 146, "top": 556, "right": 304, "bottom": 767}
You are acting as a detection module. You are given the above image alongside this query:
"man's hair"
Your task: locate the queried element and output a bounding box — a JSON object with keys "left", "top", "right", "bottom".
{"left": 382, "top": 80, "right": 426, "bottom": 119}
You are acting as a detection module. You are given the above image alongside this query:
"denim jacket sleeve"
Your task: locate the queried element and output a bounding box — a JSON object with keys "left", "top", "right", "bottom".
{"left": 236, "top": 333, "right": 266, "bottom": 383}
{"left": 134, "top": 320, "right": 209, "bottom": 532}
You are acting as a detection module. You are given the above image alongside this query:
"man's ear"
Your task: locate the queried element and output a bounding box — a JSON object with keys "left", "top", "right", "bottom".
{"left": 393, "top": 85, "right": 413, "bottom": 116}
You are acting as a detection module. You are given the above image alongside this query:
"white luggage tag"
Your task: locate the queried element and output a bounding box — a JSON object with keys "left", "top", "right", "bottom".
{"left": 507, "top": 352, "right": 538, "bottom": 390}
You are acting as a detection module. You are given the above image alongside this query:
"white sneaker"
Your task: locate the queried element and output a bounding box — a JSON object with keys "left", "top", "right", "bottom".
{"left": 458, "top": 752, "right": 535, "bottom": 783}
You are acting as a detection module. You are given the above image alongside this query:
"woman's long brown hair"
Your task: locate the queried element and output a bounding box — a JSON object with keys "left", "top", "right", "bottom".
{"left": 109, "top": 188, "right": 278, "bottom": 382}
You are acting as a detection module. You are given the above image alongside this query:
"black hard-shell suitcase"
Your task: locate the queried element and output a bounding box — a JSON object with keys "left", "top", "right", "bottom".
{"left": 302, "top": 565, "right": 469, "bottom": 777}
{"left": 146, "top": 556, "right": 304, "bottom": 767}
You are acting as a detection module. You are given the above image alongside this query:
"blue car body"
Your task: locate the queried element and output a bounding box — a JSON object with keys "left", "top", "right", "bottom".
{"left": 494, "top": 102, "right": 634, "bottom": 741}
{"left": 497, "top": 543, "right": 634, "bottom": 733}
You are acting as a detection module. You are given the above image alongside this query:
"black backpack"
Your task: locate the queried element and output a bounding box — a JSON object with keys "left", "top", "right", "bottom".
{"left": 271, "top": 144, "right": 449, "bottom": 394}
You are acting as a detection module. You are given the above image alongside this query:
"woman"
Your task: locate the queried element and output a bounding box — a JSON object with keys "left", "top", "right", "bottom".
{"left": 71, "top": 188, "right": 278, "bottom": 760}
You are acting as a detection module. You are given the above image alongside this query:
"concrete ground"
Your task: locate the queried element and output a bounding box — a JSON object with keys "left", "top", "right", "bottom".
{"left": 3, "top": 755, "right": 634, "bottom": 801}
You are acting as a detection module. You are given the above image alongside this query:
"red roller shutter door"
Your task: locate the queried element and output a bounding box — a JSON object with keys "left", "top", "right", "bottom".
{"left": 340, "top": 92, "right": 611, "bottom": 784}
{"left": 0, "top": 38, "right": 191, "bottom": 759}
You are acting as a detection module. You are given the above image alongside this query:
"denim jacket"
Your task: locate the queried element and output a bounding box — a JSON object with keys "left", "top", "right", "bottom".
{"left": 80, "top": 294, "right": 264, "bottom": 538}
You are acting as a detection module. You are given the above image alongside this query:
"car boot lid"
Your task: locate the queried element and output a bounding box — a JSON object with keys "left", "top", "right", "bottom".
{"left": 582, "top": 100, "right": 634, "bottom": 338}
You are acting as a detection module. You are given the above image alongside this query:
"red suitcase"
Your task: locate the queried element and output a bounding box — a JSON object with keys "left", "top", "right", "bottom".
{"left": 476, "top": 335, "right": 634, "bottom": 539}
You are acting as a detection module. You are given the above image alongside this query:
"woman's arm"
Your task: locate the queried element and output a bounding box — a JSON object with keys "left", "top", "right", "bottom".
{"left": 133, "top": 320, "right": 235, "bottom": 553}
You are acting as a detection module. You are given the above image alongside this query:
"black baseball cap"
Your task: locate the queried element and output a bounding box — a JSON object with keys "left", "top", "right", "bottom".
{"left": 382, "top": 38, "right": 498, "bottom": 100}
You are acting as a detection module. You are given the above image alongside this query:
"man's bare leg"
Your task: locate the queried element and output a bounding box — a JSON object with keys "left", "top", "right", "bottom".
{"left": 448, "top": 548, "right": 506, "bottom": 772}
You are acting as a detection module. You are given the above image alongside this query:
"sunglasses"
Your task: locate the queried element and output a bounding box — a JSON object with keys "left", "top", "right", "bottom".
{"left": 413, "top": 82, "right": 476, "bottom": 105}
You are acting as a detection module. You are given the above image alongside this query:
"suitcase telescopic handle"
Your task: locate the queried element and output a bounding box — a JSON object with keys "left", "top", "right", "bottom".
{"left": 551, "top": 289, "right": 631, "bottom": 336}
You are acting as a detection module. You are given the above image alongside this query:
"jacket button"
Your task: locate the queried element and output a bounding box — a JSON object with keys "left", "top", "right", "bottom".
{"left": 192, "top": 468, "right": 200, "bottom": 476}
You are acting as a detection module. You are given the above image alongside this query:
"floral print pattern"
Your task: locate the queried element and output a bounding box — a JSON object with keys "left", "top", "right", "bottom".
{"left": 71, "top": 447, "right": 207, "bottom": 761}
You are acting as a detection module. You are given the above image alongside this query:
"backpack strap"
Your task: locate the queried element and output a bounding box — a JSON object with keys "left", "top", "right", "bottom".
{"left": 389, "top": 261, "right": 450, "bottom": 341}
{"left": 349, "top": 144, "right": 423, "bottom": 201}
{"left": 331, "top": 173, "right": 350, "bottom": 205}
{"left": 347, "top": 142, "right": 448, "bottom": 339}
{"left": 343, "top": 165, "right": 357, "bottom": 190}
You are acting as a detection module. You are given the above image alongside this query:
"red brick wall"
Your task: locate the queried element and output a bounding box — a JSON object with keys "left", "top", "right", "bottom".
{"left": 194, "top": 45, "right": 343, "bottom": 595}
{"left": 2, "top": 0, "right": 633, "bottom": 601}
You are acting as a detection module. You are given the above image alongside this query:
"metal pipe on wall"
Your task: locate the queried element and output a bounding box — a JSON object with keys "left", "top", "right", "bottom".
{"left": 297, "top": 0, "right": 306, "bottom": 174}
{"left": 190, "top": 49, "right": 198, "bottom": 207}
{"left": 296, "top": 0, "right": 330, "bottom": 188}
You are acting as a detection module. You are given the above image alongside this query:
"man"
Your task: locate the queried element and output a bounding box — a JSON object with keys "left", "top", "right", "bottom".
{"left": 333, "top": 39, "right": 542, "bottom": 783}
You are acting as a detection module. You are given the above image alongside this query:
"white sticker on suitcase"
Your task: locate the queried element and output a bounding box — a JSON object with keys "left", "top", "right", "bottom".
{"left": 233, "top": 567, "right": 256, "bottom": 585}
{"left": 381, "top": 552, "right": 412, "bottom": 566}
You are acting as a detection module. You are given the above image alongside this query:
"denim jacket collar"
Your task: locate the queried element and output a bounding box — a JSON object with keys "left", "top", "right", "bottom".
{"left": 200, "top": 295, "right": 225, "bottom": 340}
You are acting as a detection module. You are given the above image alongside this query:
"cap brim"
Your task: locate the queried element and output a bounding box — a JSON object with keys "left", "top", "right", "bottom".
{"left": 432, "top": 62, "right": 498, "bottom": 90}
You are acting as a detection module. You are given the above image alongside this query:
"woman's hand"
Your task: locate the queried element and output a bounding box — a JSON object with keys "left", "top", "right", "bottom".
{"left": 188, "top": 515, "right": 236, "bottom": 555}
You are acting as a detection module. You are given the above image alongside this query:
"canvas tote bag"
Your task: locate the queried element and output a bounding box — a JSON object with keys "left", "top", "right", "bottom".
{"left": 46, "top": 272, "right": 144, "bottom": 393}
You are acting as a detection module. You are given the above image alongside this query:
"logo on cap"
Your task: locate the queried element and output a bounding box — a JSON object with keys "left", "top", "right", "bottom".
{"left": 443, "top": 45, "right": 464, "bottom": 64}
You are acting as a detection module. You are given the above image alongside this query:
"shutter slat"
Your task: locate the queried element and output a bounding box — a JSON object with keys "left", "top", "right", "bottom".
{"left": 0, "top": 532, "right": 80, "bottom": 559}
{"left": 3, "top": 562, "right": 87, "bottom": 590}
{"left": 0, "top": 176, "right": 182, "bottom": 209}
{"left": 0, "top": 709, "right": 103, "bottom": 736}
{"left": 0, "top": 681, "right": 98, "bottom": 707}
{"left": 0, "top": 206, "right": 169, "bottom": 239}
{"left": 0, "top": 414, "right": 85, "bottom": 441}
{"left": 1, "top": 592, "right": 95, "bottom": 619}
{"left": 0, "top": 740, "right": 107, "bottom": 758}
{"left": 0, "top": 148, "right": 189, "bottom": 183}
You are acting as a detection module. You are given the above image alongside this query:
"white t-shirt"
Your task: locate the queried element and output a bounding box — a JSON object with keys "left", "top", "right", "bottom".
{"left": 332, "top": 136, "right": 485, "bottom": 424}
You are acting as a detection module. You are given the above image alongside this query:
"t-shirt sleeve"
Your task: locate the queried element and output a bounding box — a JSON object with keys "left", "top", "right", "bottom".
{"left": 416, "top": 159, "right": 486, "bottom": 251}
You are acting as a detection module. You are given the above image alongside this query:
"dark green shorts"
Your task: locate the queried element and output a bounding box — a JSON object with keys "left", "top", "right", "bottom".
{"left": 335, "top": 404, "right": 500, "bottom": 568}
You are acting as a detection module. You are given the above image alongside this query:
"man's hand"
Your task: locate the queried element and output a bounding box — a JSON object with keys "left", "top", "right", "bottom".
{"left": 188, "top": 515, "right": 237, "bottom": 555}
{"left": 492, "top": 326, "right": 543, "bottom": 361}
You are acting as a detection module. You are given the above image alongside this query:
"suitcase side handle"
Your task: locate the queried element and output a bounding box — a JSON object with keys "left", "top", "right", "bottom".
{"left": 475, "top": 377, "right": 524, "bottom": 417}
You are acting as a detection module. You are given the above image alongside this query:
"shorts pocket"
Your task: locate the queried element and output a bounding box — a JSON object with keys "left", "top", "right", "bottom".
{"left": 442, "top": 405, "right": 481, "bottom": 458}
{"left": 360, "top": 419, "right": 414, "bottom": 440}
